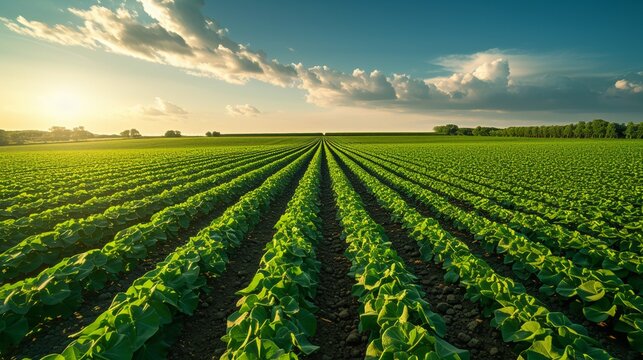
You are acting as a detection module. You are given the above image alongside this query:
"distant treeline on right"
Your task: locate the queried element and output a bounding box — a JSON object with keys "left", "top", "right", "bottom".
{"left": 434, "top": 119, "right": 643, "bottom": 138}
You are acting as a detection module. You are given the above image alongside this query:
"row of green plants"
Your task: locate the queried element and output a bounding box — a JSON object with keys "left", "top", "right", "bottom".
{"left": 368, "top": 143, "right": 643, "bottom": 232}
{"left": 0, "top": 147, "right": 304, "bottom": 283}
{"left": 0, "top": 149, "right": 230, "bottom": 220}
{"left": 388, "top": 150, "right": 642, "bottom": 253}
{"left": 221, "top": 146, "right": 323, "bottom": 358}
{"left": 2, "top": 140, "right": 315, "bottom": 219}
{"left": 387, "top": 147, "right": 641, "bottom": 233}
{"left": 332, "top": 144, "right": 642, "bottom": 352}
{"left": 0, "top": 148, "right": 286, "bottom": 246}
{"left": 0, "top": 146, "right": 313, "bottom": 352}
{"left": 0, "top": 149, "right": 218, "bottom": 208}
{"left": 337, "top": 145, "right": 643, "bottom": 287}
{"left": 325, "top": 146, "right": 468, "bottom": 359}
{"left": 330, "top": 145, "right": 616, "bottom": 359}
{"left": 38, "top": 143, "right": 317, "bottom": 359}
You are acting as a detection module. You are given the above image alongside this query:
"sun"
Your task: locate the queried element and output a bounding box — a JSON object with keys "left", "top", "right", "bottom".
{"left": 40, "top": 89, "right": 85, "bottom": 122}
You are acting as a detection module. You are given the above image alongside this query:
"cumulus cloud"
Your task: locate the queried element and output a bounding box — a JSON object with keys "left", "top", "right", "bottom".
{"left": 2, "top": 1, "right": 642, "bottom": 114}
{"left": 433, "top": 49, "right": 599, "bottom": 79}
{"left": 134, "top": 97, "right": 188, "bottom": 117}
{"left": 296, "top": 65, "right": 397, "bottom": 106}
{"left": 226, "top": 104, "right": 261, "bottom": 116}
{"left": 614, "top": 79, "right": 642, "bottom": 93}
{"left": 0, "top": 1, "right": 296, "bottom": 86}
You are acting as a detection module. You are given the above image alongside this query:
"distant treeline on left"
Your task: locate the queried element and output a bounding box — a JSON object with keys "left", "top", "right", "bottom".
{"left": 0, "top": 126, "right": 119, "bottom": 145}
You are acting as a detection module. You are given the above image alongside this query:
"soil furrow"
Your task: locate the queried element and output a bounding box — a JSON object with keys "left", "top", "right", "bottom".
{"left": 337, "top": 149, "right": 637, "bottom": 360}
{"left": 10, "top": 194, "right": 246, "bottom": 360}
{"left": 335, "top": 152, "right": 515, "bottom": 359}
{"left": 167, "top": 167, "right": 305, "bottom": 360}
{"left": 306, "top": 157, "right": 367, "bottom": 360}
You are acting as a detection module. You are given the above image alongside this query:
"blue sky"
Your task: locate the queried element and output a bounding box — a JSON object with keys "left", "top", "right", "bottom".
{"left": 0, "top": 0, "right": 641, "bottom": 134}
{"left": 207, "top": 0, "right": 643, "bottom": 76}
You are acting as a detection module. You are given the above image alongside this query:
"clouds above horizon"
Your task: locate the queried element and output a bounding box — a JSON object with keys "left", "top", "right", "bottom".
{"left": 2, "top": 0, "right": 642, "bottom": 116}
{"left": 133, "top": 97, "right": 188, "bottom": 117}
{"left": 225, "top": 104, "right": 260, "bottom": 116}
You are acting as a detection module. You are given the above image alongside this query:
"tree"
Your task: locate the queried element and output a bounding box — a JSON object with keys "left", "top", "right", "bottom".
{"left": 205, "top": 131, "right": 212, "bottom": 137}
{"left": 164, "top": 130, "right": 182, "bottom": 137}
{"left": 0, "top": 129, "right": 7, "bottom": 146}
{"left": 637, "top": 123, "right": 643, "bottom": 139}
{"left": 130, "top": 129, "right": 141, "bottom": 138}
{"left": 211, "top": 131, "right": 221, "bottom": 136}
{"left": 49, "top": 126, "right": 72, "bottom": 141}
{"left": 574, "top": 122, "right": 586, "bottom": 138}
{"left": 625, "top": 122, "right": 637, "bottom": 139}
{"left": 589, "top": 119, "right": 608, "bottom": 138}
{"left": 70, "top": 126, "right": 92, "bottom": 141}
{"left": 120, "top": 129, "right": 131, "bottom": 138}
{"left": 433, "top": 124, "right": 459, "bottom": 135}
{"left": 605, "top": 122, "right": 618, "bottom": 138}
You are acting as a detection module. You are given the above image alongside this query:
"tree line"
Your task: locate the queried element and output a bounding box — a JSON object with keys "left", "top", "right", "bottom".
{"left": 434, "top": 120, "right": 643, "bottom": 138}
{"left": 0, "top": 126, "right": 115, "bottom": 145}
{"left": 120, "top": 129, "right": 142, "bottom": 138}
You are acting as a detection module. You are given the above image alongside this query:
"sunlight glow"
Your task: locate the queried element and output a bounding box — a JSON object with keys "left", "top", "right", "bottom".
{"left": 40, "top": 88, "right": 86, "bottom": 123}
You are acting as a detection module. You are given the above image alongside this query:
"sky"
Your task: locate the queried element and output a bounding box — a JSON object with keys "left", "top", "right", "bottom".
{"left": 0, "top": 0, "right": 642, "bottom": 135}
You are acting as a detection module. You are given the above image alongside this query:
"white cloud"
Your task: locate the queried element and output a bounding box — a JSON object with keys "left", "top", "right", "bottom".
{"left": 0, "top": 16, "right": 94, "bottom": 47}
{"left": 226, "top": 104, "right": 260, "bottom": 116}
{"left": 614, "top": 79, "right": 642, "bottom": 93}
{"left": 2, "top": 2, "right": 642, "bottom": 115}
{"left": 1, "top": 1, "right": 296, "bottom": 86}
{"left": 431, "top": 58, "right": 510, "bottom": 99}
{"left": 296, "top": 65, "right": 396, "bottom": 106}
{"left": 134, "top": 97, "right": 188, "bottom": 117}
{"left": 433, "top": 49, "right": 599, "bottom": 79}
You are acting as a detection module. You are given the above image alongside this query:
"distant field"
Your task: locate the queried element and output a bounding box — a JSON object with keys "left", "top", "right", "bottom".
{"left": 0, "top": 135, "right": 641, "bottom": 359}
{"left": 0, "top": 136, "right": 316, "bottom": 152}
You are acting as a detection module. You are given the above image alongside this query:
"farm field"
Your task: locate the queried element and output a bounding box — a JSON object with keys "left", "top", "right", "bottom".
{"left": 0, "top": 135, "right": 641, "bottom": 360}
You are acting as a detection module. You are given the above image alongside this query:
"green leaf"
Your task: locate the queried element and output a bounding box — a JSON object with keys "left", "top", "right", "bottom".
{"left": 582, "top": 299, "right": 616, "bottom": 323}
{"left": 444, "top": 270, "right": 459, "bottom": 284}
{"left": 237, "top": 272, "right": 265, "bottom": 296}
{"left": 522, "top": 335, "right": 567, "bottom": 359}
{"left": 576, "top": 280, "right": 605, "bottom": 302}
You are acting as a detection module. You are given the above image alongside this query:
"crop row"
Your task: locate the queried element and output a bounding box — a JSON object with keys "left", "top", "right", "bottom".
{"left": 325, "top": 145, "right": 468, "bottom": 359}
{"left": 0, "top": 146, "right": 305, "bottom": 283}
{"left": 330, "top": 143, "right": 642, "bottom": 352}
{"left": 383, "top": 149, "right": 642, "bottom": 251}
{"left": 0, "top": 147, "right": 289, "bottom": 246}
{"left": 0, "top": 145, "right": 315, "bottom": 352}
{"left": 336, "top": 144, "right": 643, "bottom": 285}
{"left": 0, "top": 150, "right": 221, "bottom": 207}
{"left": 387, "top": 146, "right": 642, "bottom": 230}
{"left": 37, "top": 143, "right": 316, "bottom": 359}
{"left": 0, "top": 148, "right": 256, "bottom": 220}
{"left": 221, "top": 145, "right": 323, "bottom": 358}
{"left": 329, "top": 144, "right": 617, "bottom": 359}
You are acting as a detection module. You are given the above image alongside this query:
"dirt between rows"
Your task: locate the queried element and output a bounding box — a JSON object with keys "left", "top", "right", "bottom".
{"left": 9, "top": 182, "right": 255, "bottom": 360}
{"left": 305, "top": 158, "right": 368, "bottom": 360}
{"left": 337, "top": 149, "right": 639, "bottom": 360}
{"left": 335, "top": 152, "right": 515, "bottom": 359}
{"left": 167, "top": 166, "right": 305, "bottom": 359}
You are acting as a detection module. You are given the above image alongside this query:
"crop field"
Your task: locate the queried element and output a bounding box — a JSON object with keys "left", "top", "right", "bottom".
{"left": 0, "top": 135, "right": 641, "bottom": 360}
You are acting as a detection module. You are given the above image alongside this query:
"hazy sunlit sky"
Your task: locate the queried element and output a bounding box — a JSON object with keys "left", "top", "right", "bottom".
{"left": 1, "top": 0, "right": 642, "bottom": 135}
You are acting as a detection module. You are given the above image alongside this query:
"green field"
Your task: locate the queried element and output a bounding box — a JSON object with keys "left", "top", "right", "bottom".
{"left": 0, "top": 136, "right": 641, "bottom": 360}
